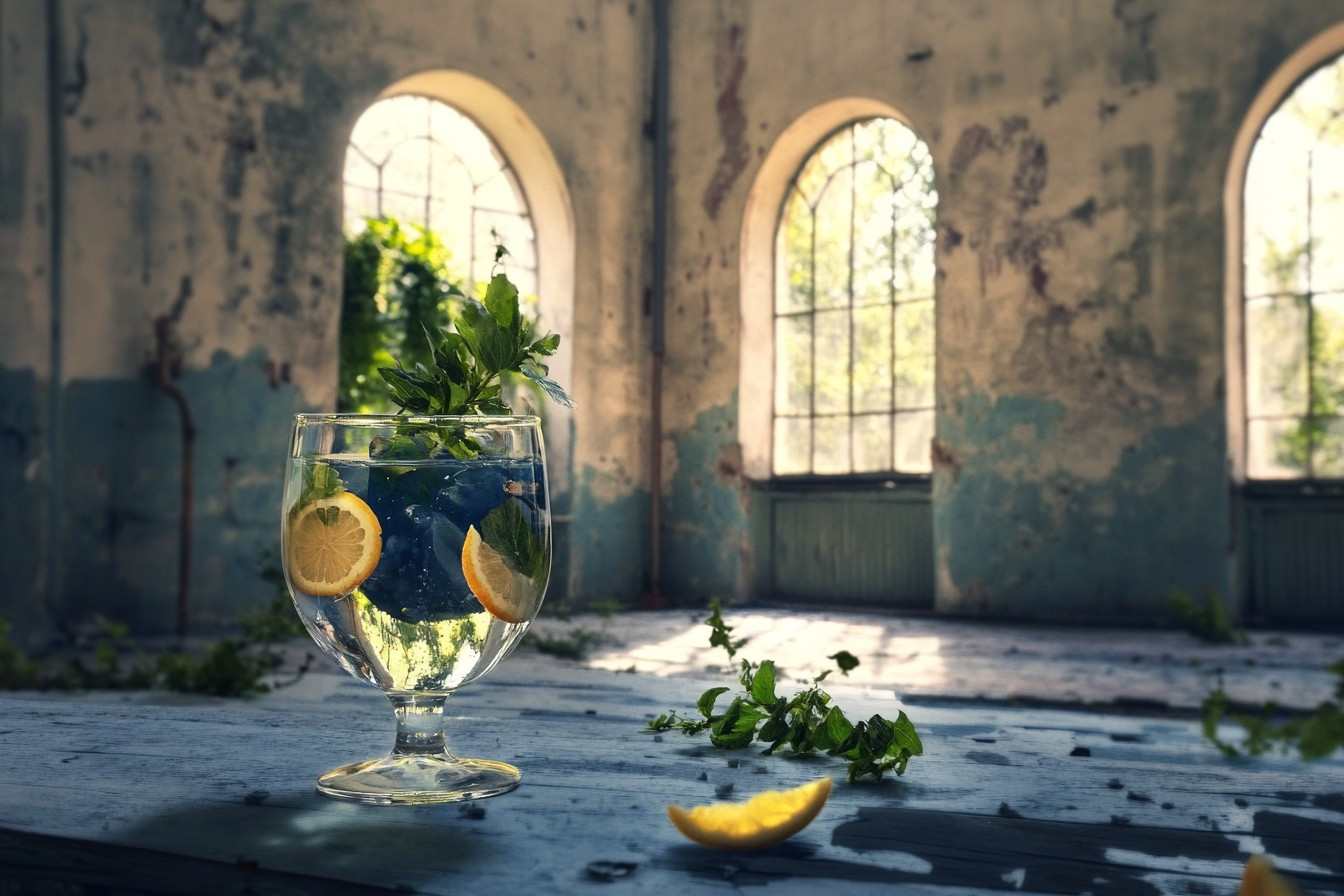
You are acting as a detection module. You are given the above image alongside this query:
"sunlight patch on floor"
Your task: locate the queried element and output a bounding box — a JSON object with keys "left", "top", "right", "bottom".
{"left": 579, "top": 612, "right": 947, "bottom": 689}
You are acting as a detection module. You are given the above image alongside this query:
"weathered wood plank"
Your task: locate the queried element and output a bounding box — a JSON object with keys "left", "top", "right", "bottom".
{"left": 0, "top": 666, "right": 1340, "bottom": 895}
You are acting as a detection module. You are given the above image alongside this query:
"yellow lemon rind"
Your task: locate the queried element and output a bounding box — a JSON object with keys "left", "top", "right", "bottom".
{"left": 667, "top": 777, "right": 833, "bottom": 851}
{"left": 1240, "top": 855, "right": 1304, "bottom": 896}
{"left": 286, "top": 491, "right": 383, "bottom": 598}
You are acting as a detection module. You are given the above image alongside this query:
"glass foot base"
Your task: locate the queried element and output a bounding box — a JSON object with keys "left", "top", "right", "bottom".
{"left": 316, "top": 753, "right": 521, "bottom": 805}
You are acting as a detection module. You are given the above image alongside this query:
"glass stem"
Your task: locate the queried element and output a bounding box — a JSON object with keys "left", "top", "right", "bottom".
{"left": 389, "top": 694, "right": 452, "bottom": 757}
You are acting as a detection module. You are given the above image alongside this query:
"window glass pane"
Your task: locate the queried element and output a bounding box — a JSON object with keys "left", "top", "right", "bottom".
{"left": 896, "top": 298, "right": 935, "bottom": 358}
{"left": 896, "top": 299, "right": 935, "bottom": 410}
{"left": 775, "top": 195, "right": 815, "bottom": 314}
{"left": 1312, "top": 141, "right": 1344, "bottom": 293}
{"left": 795, "top": 130, "right": 851, "bottom": 206}
{"left": 813, "top": 309, "right": 850, "bottom": 415}
{"left": 381, "top": 135, "right": 434, "bottom": 203}
{"left": 773, "top": 417, "right": 811, "bottom": 475}
{"left": 348, "top": 95, "right": 421, "bottom": 166}
{"left": 813, "top": 415, "right": 851, "bottom": 474}
{"left": 894, "top": 189, "right": 938, "bottom": 296}
{"left": 1312, "top": 292, "right": 1344, "bottom": 418}
{"left": 812, "top": 164, "right": 854, "bottom": 311}
{"left": 1247, "top": 418, "right": 1309, "bottom": 479}
{"left": 852, "top": 413, "right": 892, "bottom": 472}
{"left": 379, "top": 192, "right": 426, "bottom": 229}
{"left": 775, "top": 314, "right": 812, "bottom": 415}
{"left": 852, "top": 305, "right": 892, "bottom": 413}
{"left": 343, "top": 147, "right": 380, "bottom": 192}
{"left": 1315, "top": 418, "right": 1344, "bottom": 478}
{"left": 896, "top": 355, "right": 935, "bottom": 411}
{"left": 1245, "top": 296, "right": 1308, "bottom": 417}
{"left": 894, "top": 409, "right": 934, "bottom": 474}
{"left": 425, "top": 196, "right": 470, "bottom": 264}
{"left": 344, "top": 184, "right": 378, "bottom": 223}
{"left": 1245, "top": 135, "right": 1310, "bottom": 299}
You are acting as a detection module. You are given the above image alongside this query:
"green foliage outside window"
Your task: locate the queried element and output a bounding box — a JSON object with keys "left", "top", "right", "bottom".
{"left": 340, "top": 217, "right": 468, "bottom": 413}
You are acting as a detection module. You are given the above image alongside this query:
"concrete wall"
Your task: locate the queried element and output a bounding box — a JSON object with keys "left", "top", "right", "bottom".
{"left": 2, "top": 0, "right": 1343, "bottom": 642}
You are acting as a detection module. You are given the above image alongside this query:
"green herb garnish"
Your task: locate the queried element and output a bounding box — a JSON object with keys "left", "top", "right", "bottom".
{"left": 647, "top": 601, "right": 924, "bottom": 782}
{"left": 1202, "top": 661, "right": 1344, "bottom": 760}
{"left": 379, "top": 242, "right": 572, "bottom": 421}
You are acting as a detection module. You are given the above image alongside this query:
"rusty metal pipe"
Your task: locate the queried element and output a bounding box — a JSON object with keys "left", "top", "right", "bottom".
{"left": 153, "top": 317, "right": 196, "bottom": 638}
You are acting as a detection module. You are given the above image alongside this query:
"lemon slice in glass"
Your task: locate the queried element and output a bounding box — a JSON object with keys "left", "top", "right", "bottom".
{"left": 461, "top": 525, "right": 541, "bottom": 624}
{"left": 287, "top": 492, "right": 382, "bottom": 597}
{"left": 667, "top": 777, "right": 833, "bottom": 850}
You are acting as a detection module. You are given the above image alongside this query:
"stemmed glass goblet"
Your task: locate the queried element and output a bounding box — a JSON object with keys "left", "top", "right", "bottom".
{"left": 281, "top": 413, "right": 550, "bottom": 804}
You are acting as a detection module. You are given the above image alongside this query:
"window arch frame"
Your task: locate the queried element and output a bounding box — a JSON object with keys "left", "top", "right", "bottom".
{"left": 740, "top": 98, "right": 938, "bottom": 483}
{"left": 1226, "top": 22, "right": 1344, "bottom": 487}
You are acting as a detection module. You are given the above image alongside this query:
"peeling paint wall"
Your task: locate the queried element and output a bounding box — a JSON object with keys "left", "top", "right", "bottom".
{"left": 4, "top": 1, "right": 1344, "bottom": 641}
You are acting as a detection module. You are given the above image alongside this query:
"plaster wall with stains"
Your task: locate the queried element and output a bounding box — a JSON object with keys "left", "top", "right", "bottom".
{"left": 658, "top": 1, "right": 1344, "bottom": 620}
{"left": 4, "top": 0, "right": 1344, "bottom": 643}
{"left": 0, "top": 0, "right": 651, "bottom": 642}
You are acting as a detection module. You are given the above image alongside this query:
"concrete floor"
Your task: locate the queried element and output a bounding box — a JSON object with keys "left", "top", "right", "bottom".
{"left": 522, "top": 607, "right": 1343, "bottom": 715}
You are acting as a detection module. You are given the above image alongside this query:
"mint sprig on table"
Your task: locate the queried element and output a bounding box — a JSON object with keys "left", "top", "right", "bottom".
{"left": 379, "top": 245, "right": 571, "bottom": 411}
{"left": 647, "top": 602, "right": 924, "bottom": 783}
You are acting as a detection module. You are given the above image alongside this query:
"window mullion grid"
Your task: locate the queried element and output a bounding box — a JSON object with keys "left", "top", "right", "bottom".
{"left": 888, "top": 176, "right": 899, "bottom": 471}
{"left": 421, "top": 99, "right": 433, "bottom": 231}
{"left": 1305, "top": 145, "right": 1318, "bottom": 478}
{"left": 847, "top": 127, "right": 858, "bottom": 474}
{"left": 808, "top": 201, "right": 819, "bottom": 475}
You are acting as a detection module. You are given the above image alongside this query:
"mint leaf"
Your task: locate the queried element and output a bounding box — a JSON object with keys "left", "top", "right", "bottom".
{"left": 530, "top": 333, "right": 560, "bottom": 356}
{"left": 294, "top": 462, "right": 343, "bottom": 510}
{"left": 697, "top": 686, "right": 730, "bottom": 717}
{"left": 521, "top": 361, "right": 574, "bottom": 408}
{"left": 709, "top": 697, "right": 765, "bottom": 749}
{"left": 748, "top": 659, "right": 778, "bottom": 705}
{"left": 829, "top": 650, "right": 860, "bottom": 675}
{"left": 483, "top": 273, "right": 520, "bottom": 329}
{"left": 479, "top": 499, "right": 545, "bottom": 579}
{"left": 705, "top": 599, "right": 747, "bottom": 659}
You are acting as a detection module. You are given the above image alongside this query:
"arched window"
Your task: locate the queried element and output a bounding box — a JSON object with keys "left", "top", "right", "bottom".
{"left": 1242, "top": 55, "right": 1344, "bottom": 480}
{"left": 343, "top": 93, "right": 537, "bottom": 297}
{"left": 771, "top": 117, "right": 937, "bottom": 477}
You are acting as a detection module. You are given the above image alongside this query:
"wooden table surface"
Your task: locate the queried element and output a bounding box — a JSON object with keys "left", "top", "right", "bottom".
{"left": 1, "top": 664, "right": 1341, "bottom": 895}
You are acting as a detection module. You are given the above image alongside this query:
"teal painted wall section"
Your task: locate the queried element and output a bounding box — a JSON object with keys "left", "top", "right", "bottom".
{"left": 0, "top": 367, "right": 45, "bottom": 643}
{"left": 662, "top": 402, "right": 749, "bottom": 602}
{"left": 59, "top": 350, "right": 304, "bottom": 636}
{"left": 934, "top": 391, "right": 1229, "bottom": 622}
{"left": 568, "top": 467, "right": 649, "bottom": 607}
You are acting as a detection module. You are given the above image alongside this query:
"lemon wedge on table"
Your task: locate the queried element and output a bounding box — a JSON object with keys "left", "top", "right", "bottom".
{"left": 461, "top": 524, "right": 543, "bottom": 624}
{"left": 667, "top": 777, "right": 833, "bottom": 851}
{"left": 287, "top": 492, "right": 382, "bottom": 597}
{"left": 1239, "top": 855, "right": 1303, "bottom": 896}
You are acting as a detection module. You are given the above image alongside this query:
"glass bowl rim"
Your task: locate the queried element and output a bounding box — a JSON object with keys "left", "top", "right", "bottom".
{"left": 293, "top": 412, "right": 542, "bottom": 426}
